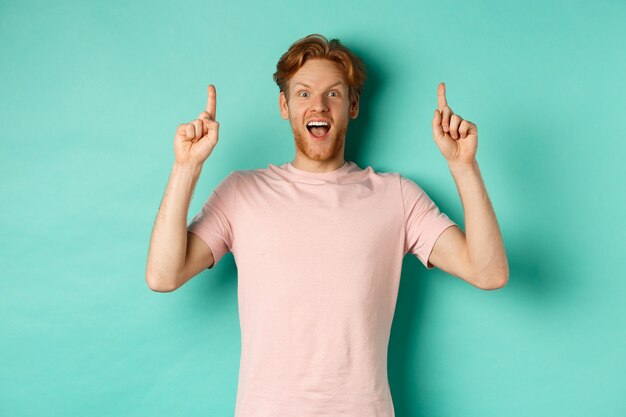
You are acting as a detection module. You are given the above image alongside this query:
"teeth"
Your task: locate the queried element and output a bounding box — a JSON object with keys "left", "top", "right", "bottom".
{"left": 307, "top": 121, "right": 329, "bottom": 127}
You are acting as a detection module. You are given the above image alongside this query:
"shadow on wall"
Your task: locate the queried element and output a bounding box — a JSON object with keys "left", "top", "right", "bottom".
{"left": 391, "top": 256, "right": 444, "bottom": 415}
{"left": 343, "top": 43, "right": 387, "bottom": 165}
{"left": 384, "top": 84, "right": 574, "bottom": 413}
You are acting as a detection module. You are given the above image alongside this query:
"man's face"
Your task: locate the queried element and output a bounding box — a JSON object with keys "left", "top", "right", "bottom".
{"left": 279, "top": 59, "right": 359, "bottom": 163}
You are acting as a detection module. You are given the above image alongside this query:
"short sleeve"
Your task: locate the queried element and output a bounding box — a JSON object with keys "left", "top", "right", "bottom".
{"left": 187, "top": 172, "right": 238, "bottom": 269}
{"left": 401, "top": 175, "right": 457, "bottom": 269}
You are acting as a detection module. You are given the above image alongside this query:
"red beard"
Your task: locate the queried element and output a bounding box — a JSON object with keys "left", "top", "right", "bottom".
{"left": 291, "top": 123, "right": 347, "bottom": 162}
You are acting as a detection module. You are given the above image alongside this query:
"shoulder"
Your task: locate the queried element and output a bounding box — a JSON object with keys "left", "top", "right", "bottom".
{"left": 394, "top": 174, "right": 435, "bottom": 208}
{"left": 220, "top": 166, "right": 282, "bottom": 193}
{"left": 230, "top": 166, "right": 274, "bottom": 184}
{"left": 368, "top": 168, "right": 426, "bottom": 195}
{"left": 354, "top": 166, "right": 424, "bottom": 199}
{"left": 399, "top": 174, "right": 426, "bottom": 193}
{"left": 360, "top": 164, "right": 404, "bottom": 184}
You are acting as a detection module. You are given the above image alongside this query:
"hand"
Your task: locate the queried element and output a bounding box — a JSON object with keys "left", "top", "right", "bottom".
{"left": 174, "top": 85, "right": 220, "bottom": 165}
{"left": 432, "top": 82, "right": 478, "bottom": 165}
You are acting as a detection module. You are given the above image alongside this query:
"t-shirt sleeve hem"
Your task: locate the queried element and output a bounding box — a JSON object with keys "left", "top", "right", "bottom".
{"left": 187, "top": 227, "right": 227, "bottom": 269}
{"left": 421, "top": 219, "right": 457, "bottom": 270}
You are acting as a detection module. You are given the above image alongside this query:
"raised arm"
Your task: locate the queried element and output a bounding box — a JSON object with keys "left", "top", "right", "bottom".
{"left": 428, "top": 82, "right": 509, "bottom": 290}
{"left": 145, "top": 85, "right": 221, "bottom": 292}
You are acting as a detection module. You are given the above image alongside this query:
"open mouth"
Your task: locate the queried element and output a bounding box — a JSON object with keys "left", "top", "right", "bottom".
{"left": 306, "top": 120, "right": 331, "bottom": 139}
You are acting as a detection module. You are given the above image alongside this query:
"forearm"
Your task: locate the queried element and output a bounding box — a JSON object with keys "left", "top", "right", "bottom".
{"left": 146, "top": 162, "right": 203, "bottom": 290}
{"left": 448, "top": 159, "right": 508, "bottom": 286}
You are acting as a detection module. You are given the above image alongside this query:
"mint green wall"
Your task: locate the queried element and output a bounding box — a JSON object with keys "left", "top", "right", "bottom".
{"left": 2, "top": 0, "right": 624, "bottom": 415}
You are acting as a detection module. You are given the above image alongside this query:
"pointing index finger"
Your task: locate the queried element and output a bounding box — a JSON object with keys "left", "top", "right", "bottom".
{"left": 437, "top": 82, "right": 447, "bottom": 110}
{"left": 206, "top": 84, "right": 216, "bottom": 119}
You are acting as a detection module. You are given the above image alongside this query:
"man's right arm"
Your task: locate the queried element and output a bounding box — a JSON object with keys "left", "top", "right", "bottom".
{"left": 145, "top": 163, "right": 214, "bottom": 292}
{"left": 145, "top": 85, "right": 220, "bottom": 292}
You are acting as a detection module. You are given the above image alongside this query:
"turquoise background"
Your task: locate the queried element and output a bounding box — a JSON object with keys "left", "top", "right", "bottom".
{"left": 2, "top": 0, "right": 625, "bottom": 415}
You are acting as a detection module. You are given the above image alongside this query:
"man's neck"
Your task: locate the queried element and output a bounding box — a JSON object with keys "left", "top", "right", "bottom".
{"left": 290, "top": 157, "right": 346, "bottom": 173}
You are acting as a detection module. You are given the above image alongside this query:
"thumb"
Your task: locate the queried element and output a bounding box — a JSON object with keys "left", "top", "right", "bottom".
{"left": 206, "top": 120, "right": 220, "bottom": 147}
{"left": 432, "top": 109, "right": 444, "bottom": 139}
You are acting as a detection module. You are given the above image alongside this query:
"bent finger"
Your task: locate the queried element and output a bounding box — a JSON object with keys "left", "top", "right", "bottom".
{"left": 185, "top": 123, "right": 195, "bottom": 140}
{"left": 192, "top": 119, "right": 203, "bottom": 141}
{"left": 449, "top": 114, "right": 462, "bottom": 139}
{"left": 197, "top": 111, "right": 211, "bottom": 121}
{"left": 459, "top": 120, "right": 470, "bottom": 138}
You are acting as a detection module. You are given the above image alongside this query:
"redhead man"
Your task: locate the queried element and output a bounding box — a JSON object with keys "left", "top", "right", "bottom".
{"left": 146, "top": 34, "right": 508, "bottom": 417}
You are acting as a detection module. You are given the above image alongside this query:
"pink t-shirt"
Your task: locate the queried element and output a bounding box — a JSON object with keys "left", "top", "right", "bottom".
{"left": 188, "top": 160, "right": 456, "bottom": 417}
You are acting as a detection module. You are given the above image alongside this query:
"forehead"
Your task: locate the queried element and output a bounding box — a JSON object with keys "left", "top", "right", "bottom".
{"left": 289, "top": 58, "right": 347, "bottom": 88}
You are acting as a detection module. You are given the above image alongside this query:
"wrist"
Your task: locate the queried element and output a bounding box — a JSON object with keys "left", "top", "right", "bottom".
{"left": 172, "top": 161, "right": 203, "bottom": 178}
{"left": 173, "top": 160, "right": 203, "bottom": 170}
{"left": 447, "top": 159, "right": 479, "bottom": 173}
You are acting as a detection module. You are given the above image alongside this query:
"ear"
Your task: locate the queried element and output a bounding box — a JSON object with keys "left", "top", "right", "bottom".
{"left": 279, "top": 91, "right": 289, "bottom": 120}
{"left": 349, "top": 94, "right": 360, "bottom": 119}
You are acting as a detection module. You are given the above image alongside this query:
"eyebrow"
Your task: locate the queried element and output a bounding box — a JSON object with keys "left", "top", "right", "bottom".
{"left": 293, "top": 81, "right": 344, "bottom": 89}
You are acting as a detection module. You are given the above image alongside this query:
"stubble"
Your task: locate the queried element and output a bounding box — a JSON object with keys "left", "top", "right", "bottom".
{"left": 291, "top": 124, "right": 347, "bottom": 162}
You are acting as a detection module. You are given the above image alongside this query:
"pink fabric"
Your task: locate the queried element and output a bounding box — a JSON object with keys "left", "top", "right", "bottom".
{"left": 188, "top": 161, "right": 456, "bottom": 416}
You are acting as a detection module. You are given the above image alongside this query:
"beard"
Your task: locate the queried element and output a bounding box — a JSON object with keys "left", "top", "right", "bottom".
{"left": 290, "top": 121, "right": 347, "bottom": 162}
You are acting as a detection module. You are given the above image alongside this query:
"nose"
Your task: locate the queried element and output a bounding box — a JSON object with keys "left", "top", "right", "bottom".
{"left": 310, "top": 93, "right": 329, "bottom": 113}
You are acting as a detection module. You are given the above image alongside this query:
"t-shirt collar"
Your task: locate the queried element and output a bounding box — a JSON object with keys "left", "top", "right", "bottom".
{"left": 284, "top": 160, "right": 352, "bottom": 180}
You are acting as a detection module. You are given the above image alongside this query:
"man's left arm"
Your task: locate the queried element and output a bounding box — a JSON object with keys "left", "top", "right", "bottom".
{"left": 427, "top": 82, "right": 509, "bottom": 290}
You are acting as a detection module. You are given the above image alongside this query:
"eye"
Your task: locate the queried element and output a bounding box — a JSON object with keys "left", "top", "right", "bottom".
{"left": 298, "top": 91, "right": 310, "bottom": 97}
{"left": 328, "top": 91, "right": 339, "bottom": 97}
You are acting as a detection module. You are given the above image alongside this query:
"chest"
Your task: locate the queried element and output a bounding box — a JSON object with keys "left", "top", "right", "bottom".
{"left": 232, "top": 181, "right": 403, "bottom": 274}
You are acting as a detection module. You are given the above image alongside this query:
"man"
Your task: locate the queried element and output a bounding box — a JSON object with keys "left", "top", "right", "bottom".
{"left": 146, "top": 34, "right": 508, "bottom": 416}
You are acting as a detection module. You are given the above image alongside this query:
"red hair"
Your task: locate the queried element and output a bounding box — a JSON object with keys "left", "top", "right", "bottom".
{"left": 273, "top": 34, "right": 367, "bottom": 104}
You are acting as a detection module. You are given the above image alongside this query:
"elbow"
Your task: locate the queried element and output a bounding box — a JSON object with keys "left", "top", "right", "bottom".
{"left": 473, "top": 263, "right": 509, "bottom": 291}
{"left": 478, "top": 274, "right": 508, "bottom": 290}
{"left": 470, "top": 258, "right": 509, "bottom": 291}
{"left": 145, "top": 271, "right": 179, "bottom": 293}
